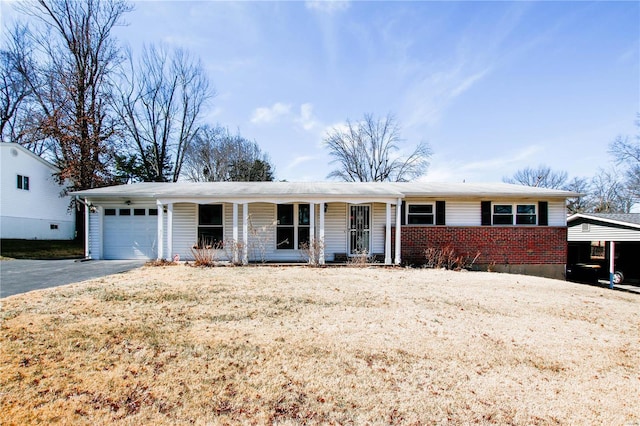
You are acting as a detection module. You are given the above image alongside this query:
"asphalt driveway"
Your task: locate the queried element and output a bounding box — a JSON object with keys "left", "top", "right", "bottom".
{"left": 0, "top": 259, "right": 145, "bottom": 298}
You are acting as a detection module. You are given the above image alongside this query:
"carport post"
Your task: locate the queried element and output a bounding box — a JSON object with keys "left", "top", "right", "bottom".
{"left": 609, "top": 241, "right": 615, "bottom": 289}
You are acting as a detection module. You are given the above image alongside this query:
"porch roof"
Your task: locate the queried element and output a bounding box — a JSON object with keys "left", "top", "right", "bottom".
{"left": 71, "top": 181, "right": 578, "bottom": 201}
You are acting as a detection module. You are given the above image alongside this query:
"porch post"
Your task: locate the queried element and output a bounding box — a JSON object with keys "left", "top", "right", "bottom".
{"left": 319, "top": 202, "right": 325, "bottom": 265}
{"left": 232, "top": 203, "right": 239, "bottom": 264}
{"left": 385, "top": 202, "right": 392, "bottom": 265}
{"left": 309, "top": 203, "right": 315, "bottom": 263}
{"left": 156, "top": 201, "right": 164, "bottom": 260}
{"left": 84, "top": 198, "right": 90, "bottom": 259}
{"left": 609, "top": 241, "right": 615, "bottom": 289}
{"left": 395, "top": 198, "right": 401, "bottom": 265}
{"left": 167, "top": 203, "right": 173, "bottom": 261}
{"left": 242, "top": 203, "right": 249, "bottom": 265}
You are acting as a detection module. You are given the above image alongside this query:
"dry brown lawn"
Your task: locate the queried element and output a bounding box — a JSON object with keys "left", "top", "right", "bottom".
{"left": 1, "top": 265, "right": 639, "bottom": 425}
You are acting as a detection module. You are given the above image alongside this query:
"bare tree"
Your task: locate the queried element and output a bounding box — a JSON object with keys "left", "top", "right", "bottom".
{"left": 590, "top": 168, "right": 633, "bottom": 213}
{"left": 324, "top": 113, "right": 431, "bottom": 182}
{"left": 609, "top": 116, "right": 640, "bottom": 201}
{"left": 564, "top": 176, "right": 591, "bottom": 214}
{"left": 0, "top": 24, "right": 36, "bottom": 145}
{"left": 13, "top": 0, "right": 132, "bottom": 190}
{"left": 115, "top": 44, "right": 212, "bottom": 182}
{"left": 183, "top": 124, "right": 274, "bottom": 182}
{"left": 503, "top": 165, "right": 569, "bottom": 189}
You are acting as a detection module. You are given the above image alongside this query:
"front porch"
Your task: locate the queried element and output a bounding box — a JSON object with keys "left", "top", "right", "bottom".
{"left": 155, "top": 199, "right": 403, "bottom": 266}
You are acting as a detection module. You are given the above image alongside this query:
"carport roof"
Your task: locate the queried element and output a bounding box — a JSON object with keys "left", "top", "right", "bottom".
{"left": 72, "top": 181, "right": 578, "bottom": 200}
{"left": 568, "top": 213, "right": 640, "bottom": 229}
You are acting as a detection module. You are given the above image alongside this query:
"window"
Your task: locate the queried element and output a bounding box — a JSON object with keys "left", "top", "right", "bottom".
{"left": 149, "top": 208, "right": 158, "bottom": 216}
{"left": 590, "top": 241, "right": 605, "bottom": 260}
{"left": 105, "top": 208, "right": 116, "bottom": 216}
{"left": 276, "top": 204, "right": 311, "bottom": 250}
{"left": 50, "top": 224, "right": 58, "bottom": 230}
{"left": 198, "top": 204, "right": 223, "bottom": 248}
{"left": 492, "top": 204, "right": 536, "bottom": 225}
{"left": 134, "top": 208, "right": 146, "bottom": 216}
{"left": 407, "top": 204, "right": 434, "bottom": 225}
{"left": 16, "top": 175, "right": 29, "bottom": 190}
{"left": 119, "top": 208, "right": 131, "bottom": 216}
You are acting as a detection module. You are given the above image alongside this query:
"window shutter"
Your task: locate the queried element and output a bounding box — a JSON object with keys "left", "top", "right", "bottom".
{"left": 401, "top": 201, "right": 406, "bottom": 225}
{"left": 436, "top": 201, "right": 446, "bottom": 225}
{"left": 538, "top": 201, "right": 548, "bottom": 226}
{"left": 481, "top": 201, "right": 492, "bottom": 226}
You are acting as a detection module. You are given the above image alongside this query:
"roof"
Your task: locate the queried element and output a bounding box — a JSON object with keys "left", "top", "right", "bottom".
{"left": 0, "top": 143, "right": 60, "bottom": 172}
{"left": 567, "top": 213, "right": 640, "bottom": 229}
{"left": 72, "top": 181, "right": 579, "bottom": 201}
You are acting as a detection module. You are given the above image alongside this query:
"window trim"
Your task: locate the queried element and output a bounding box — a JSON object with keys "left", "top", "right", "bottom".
{"left": 276, "top": 203, "right": 312, "bottom": 250}
{"left": 405, "top": 203, "right": 435, "bottom": 225}
{"left": 491, "top": 203, "right": 537, "bottom": 226}
{"left": 16, "top": 174, "right": 29, "bottom": 191}
{"left": 197, "top": 204, "right": 224, "bottom": 248}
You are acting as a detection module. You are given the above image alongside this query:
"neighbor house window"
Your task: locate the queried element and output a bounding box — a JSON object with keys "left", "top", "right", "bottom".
{"left": 406, "top": 203, "right": 434, "bottom": 225}
{"left": 276, "top": 204, "right": 311, "bottom": 249}
{"left": 17, "top": 175, "right": 29, "bottom": 190}
{"left": 50, "top": 224, "right": 58, "bottom": 230}
{"left": 492, "top": 204, "right": 536, "bottom": 225}
{"left": 198, "top": 204, "right": 223, "bottom": 248}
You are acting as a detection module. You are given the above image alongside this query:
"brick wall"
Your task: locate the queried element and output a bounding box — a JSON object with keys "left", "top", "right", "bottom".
{"left": 393, "top": 226, "right": 567, "bottom": 266}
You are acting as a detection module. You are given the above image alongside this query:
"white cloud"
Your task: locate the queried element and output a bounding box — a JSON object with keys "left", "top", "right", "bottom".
{"left": 250, "top": 102, "right": 292, "bottom": 124}
{"left": 296, "top": 103, "right": 320, "bottom": 131}
{"left": 286, "top": 155, "right": 316, "bottom": 170}
{"left": 305, "top": 0, "right": 350, "bottom": 14}
{"left": 424, "top": 145, "right": 542, "bottom": 183}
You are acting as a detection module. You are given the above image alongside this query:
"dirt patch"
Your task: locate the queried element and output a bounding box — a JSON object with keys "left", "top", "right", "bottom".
{"left": 1, "top": 266, "right": 638, "bottom": 424}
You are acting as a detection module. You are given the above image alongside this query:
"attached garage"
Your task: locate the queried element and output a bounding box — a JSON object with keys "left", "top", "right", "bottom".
{"left": 102, "top": 206, "right": 158, "bottom": 260}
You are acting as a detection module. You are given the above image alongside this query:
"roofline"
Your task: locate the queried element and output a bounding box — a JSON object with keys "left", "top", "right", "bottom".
{"left": 567, "top": 213, "right": 640, "bottom": 230}
{"left": 1, "top": 142, "right": 60, "bottom": 172}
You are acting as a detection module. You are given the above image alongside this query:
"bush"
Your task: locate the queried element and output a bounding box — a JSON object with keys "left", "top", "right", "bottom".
{"left": 424, "top": 246, "right": 480, "bottom": 271}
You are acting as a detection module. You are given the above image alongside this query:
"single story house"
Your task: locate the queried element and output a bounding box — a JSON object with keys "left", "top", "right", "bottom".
{"left": 72, "top": 181, "right": 576, "bottom": 279}
{"left": 567, "top": 213, "right": 640, "bottom": 284}
{"left": 0, "top": 143, "right": 75, "bottom": 240}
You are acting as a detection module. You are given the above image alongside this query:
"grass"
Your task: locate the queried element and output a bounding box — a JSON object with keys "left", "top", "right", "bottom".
{"left": 0, "top": 239, "right": 84, "bottom": 260}
{"left": 0, "top": 266, "right": 638, "bottom": 425}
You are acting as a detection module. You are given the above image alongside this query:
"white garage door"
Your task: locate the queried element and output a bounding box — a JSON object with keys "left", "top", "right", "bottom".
{"left": 103, "top": 207, "right": 158, "bottom": 260}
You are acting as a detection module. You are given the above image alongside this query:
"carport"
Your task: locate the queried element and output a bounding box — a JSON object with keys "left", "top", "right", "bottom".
{"left": 567, "top": 213, "right": 640, "bottom": 287}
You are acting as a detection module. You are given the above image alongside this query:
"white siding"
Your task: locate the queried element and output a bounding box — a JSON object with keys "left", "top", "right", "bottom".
{"left": 445, "top": 201, "right": 481, "bottom": 226}
{"left": 324, "top": 202, "right": 347, "bottom": 261}
{"left": 568, "top": 223, "right": 640, "bottom": 242}
{"left": 172, "top": 203, "right": 197, "bottom": 260}
{"left": 88, "top": 207, "right": 102, "bottom": 259}
{"left": 548, "top": 200, "right": 567, "bottom": 226}
{"left": 372, "top": 203, "right": 389, "bottom": 254}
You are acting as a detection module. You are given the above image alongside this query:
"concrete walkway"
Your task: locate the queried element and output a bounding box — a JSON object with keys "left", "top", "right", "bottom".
{"left": 0, "top": 259, "right": 145, "bottom": 298}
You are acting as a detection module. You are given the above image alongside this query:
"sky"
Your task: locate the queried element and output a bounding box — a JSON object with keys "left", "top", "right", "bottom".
{"left": 2, "top": 0, "right": 639, "bottom": 183}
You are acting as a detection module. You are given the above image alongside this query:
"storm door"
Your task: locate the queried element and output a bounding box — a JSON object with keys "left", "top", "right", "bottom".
{"left": 348, "top": 205, "right": 371, "bottom": 255}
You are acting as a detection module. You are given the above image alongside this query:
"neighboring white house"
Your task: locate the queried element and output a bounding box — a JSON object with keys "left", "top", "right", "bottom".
{"left": 73, "top": 181, "right": 578, "bottom": 279}
{"left": 0, "top": 143, "right": 75, "bottom": 240}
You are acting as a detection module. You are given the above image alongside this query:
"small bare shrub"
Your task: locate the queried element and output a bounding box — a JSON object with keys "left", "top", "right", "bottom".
{"left": 299, "top": 238, "right": 325, "bottom": 266}
{"left": 347, "top": 249, "right": 375, "bottom": 267}
{"left": 247, "top": 215, "right": 276, "bottom": 263}
{"left": 424, "top": 247, "right": 481, "bottom": 271}
{"left": 221, "top": 238, "right": 243, "bottom": 265}
{"left": 190, "top": 238, "right": 223, "bottom": 267}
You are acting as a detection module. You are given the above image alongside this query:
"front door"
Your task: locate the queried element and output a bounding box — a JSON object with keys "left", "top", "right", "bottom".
{"left": 349, "top": 205, "right": 371, "bottom": 255}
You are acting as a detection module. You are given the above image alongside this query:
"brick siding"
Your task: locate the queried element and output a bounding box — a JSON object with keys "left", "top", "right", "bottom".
{"left": 393, "top": 226, "right": 567, "bottom": 266}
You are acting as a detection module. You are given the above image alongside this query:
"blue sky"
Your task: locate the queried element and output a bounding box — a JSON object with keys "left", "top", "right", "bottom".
{"left": 3, "top": 1, "right": 639, "bottom": 183}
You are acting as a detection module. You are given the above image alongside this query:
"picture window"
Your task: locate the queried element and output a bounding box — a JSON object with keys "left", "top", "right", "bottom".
{"left": 407, "top": 203, "right": 434, "bottom": 225}
{"left": 492, "top": 204, "right": 536, "bottom": 225}
{"left": 276, "top": 204, "right": 311, "bottom": 249}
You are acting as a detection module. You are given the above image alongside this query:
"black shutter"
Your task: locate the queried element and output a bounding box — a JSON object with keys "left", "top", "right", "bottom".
{"left": 401, "top": 201, "right": 406, "bottom": 225}
{"left": 481, "top": 201, "right": 492, "bottom": 226}
{"left": 435, "top": 201, "right": 446, "bottom": 225}
{"left": 538, "top": 201, "right": 548, "bottom": 226}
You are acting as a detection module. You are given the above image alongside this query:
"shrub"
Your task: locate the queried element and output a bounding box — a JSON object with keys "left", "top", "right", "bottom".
{"left": 190, "top": 238, "right": 223, "bottom": 267}
{"left": 299, "top": 238, "right": 326, "bottom": 266}
{"left": 424, "top": 246, "right": 480, "bottom": 271}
